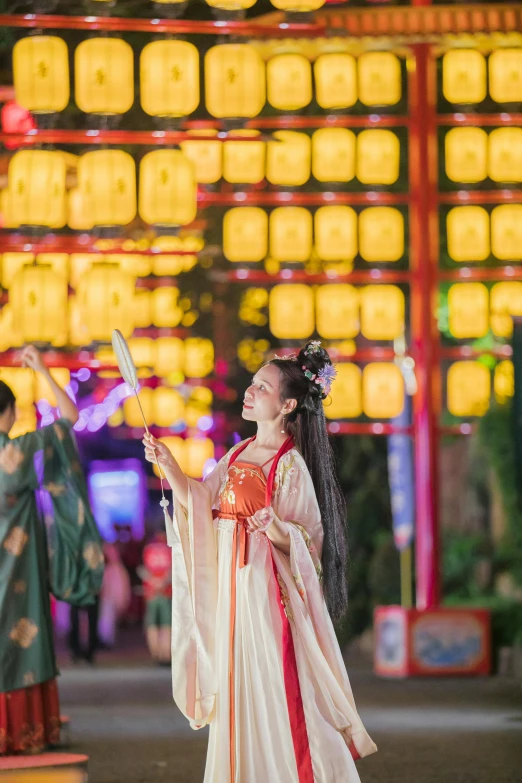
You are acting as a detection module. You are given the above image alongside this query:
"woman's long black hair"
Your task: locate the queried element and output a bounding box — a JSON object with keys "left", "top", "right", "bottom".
{"left": 269, "top": 342, "right": 348, "bottom": 624}
{"left": 0, "top": 381, "right": 15, "bottom": 416}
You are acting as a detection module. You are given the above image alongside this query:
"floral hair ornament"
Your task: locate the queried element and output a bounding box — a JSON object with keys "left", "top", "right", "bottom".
{"left": 272, "top": 352, "right": 297, "bottom": 361}
{"left": 316, "top": 364, "right": 337, "bottom": 396}
{"left": 304, "top": 340, "right": 322, "bottom": 357}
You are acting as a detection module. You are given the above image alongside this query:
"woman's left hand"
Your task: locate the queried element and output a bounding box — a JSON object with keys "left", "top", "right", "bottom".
{"left": 247, "top": 506, "right": 275, "bottom": 533}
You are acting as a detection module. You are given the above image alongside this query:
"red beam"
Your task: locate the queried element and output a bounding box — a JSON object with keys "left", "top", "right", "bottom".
{"left": 437, "top": 113, "right": 522, "bottom": 127}
{"left": 439, "top": 266, "right": 522, "bottom": 281}
{"left": 0, "top": 130, "right": 250, "bottom": 146}
{"left": 199, "top": 191, "right": 409, "bottom": 207}
{"left": 327, "top": 422, "right": 414, "bottom": 435}
{"left": 187, "top": 116, "right": 410, "bottom": 131}
{"left": 439, "top": 191, "right": 522, "bottom": 205}
{"left": 224, "top": 268, "right": 411, "bottom": 284}
{"left": 0, "top": 235, "right": 199, "bottom": 255}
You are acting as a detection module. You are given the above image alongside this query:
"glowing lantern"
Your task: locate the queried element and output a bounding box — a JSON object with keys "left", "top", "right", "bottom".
{"left": 153, "top": 437, "right": 186, "bottom": 478}
{"left": 316, "top": 285, "right": 359, "bottom": 339}
{"left": 112, "top": 254, "right": 151, "bottom": 279}
{"left": 1, "top": 188, "right": 19, "bottom": 228}
{"left": 10, "top": 408, "right": 37, "bottom": 439}
{"left": 1, "top": 252, "right": 34, "bottom": 289}
{"left": 360, "top": 286, "right": 405, "bottom": 341}
{"left": 184, "top": 338, "right": 214, "bottom": 378}
{"left": 75, "top": 37, "right": 134, "bottom": 115}
{"left": 359, "top": 207, "right": 404, "bottom": 263}
{"left": 154, "top": 337, "right": 185, "bottom": 378}
{"left": 489, "top": 50, "right": 522, "bottom": 104}
{"left": 139, "top": 150, "right": 196, "bottom": 227}
{"left": 323, "top": 364, "right": 361, "bottom": 419}
{"left": 491, "top": 205, "right": 522, "bottom": 261}
{"left": 10, "top": 265, "right": 68, "bottom": 345}
{"left": 269, "top": 207, "right": 313, "bottom": 263}
{"left": 78, "top": 150, "right": 136, "bottom": 227}
{"left": 314, "top": 206, "right": 358, "bottom": 262}
{"left": 442, "top": 50, "right": 486, "bottom": 105}
{"left": 153, "top": 387, "right": 185, "bottom": 428}
{"left": 490, "top": 282, "right": 522, "bottom": 338}
{"left": 269, "top": 0, "right": 325, "bottom": 9}
{"left": 488, "top": 128, "right": 522, "bottom": 183}
{"left": 134, "top": 291, "right": 152, "bottom": 328}
{"left": 124, "top": 387, "right": 153, "bottom": 428}
{"left": 68, "top": 188, "right": 94, "bottom": 231}
{"left": 152, "top": 287, "right": 183, "bottom": 328}
{"left": 448, "top": 283, "right": 489, "bottom": 339}
{"left": 185, "top": 438, "right": 215, "bottom": 479}
{"left": 363, "top": 363, "right": 404, "bottom": 419}
{"left": 314, "top": 53, "right": 357, "bottom": 110}
{"left": 78, "top": 263, "right": 135, "bottom": 341}
{"left": 269, "top": 284, "right": 314, "bottom": 339}
{"left": 223, "top": 208, "right": 268, "bottom": 263}
{"left": 8, "top": 150, "right": 66, "bottom": 228}
{"left": 186, "top": 386, "right": 213, "bottom": 428}
{"left": 312, "top": 128, "right": 355, "bottom": 183}
{"left": 13, "top": 36, "right": 69, "bottom": 113}
{"left": 447, "top": 206, "right": 489, "bottom": 262}
{"left": 68, "top": 297, "right": 90, "bottom": 347}
{"left": 494, "top": 360, "right": 514, "bottom": 404}
{"left": 444, "top": 128, "right": 487, "bottom": 183}
{"left": 0, "top": 306, "right": 23, "bottom": 351}
{"left": 181, "top": 130, "right": 222, "bottom": 184}
{"left": 358, "top": 53, "right": 401, "bottom": 106}
{"left": 206, "top": 0, "right": 256, "bottom": 9}
{"left": 0, "top": 368, "right": 34, "bottom": 408}
{"left": 223, "top": 130, "right": 265, "bottom": 185}
{"left": 447, "top": 362, "right": 490, "bottom": 417}
{"left": 36, "top": 369, "right": 70, "bottom": 407}
{"left": 205, "top": 44, "right": 265, "bottom": 120}
{"left": 357, "top": 130, "right": 400, "bottom": 185}
{"left": 266, "top": 131, "right": 311, "bottom": 187}
{"left": 127, "top": 338, "right": 155, "bottom": 371}
{"left": 140, "top": 40, "right": 199, "bottom": 118}
{"left": 267, "top": 54, "right": 312, "bottom": 112}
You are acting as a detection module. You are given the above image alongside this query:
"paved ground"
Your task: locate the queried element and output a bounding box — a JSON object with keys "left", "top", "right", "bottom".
{"left": 56, "top": 636, "right": 522, "bottom": 783}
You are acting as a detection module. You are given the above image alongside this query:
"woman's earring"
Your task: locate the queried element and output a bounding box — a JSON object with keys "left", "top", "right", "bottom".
{"left": 281, "top": 414, "right": 286, "bottom": 434}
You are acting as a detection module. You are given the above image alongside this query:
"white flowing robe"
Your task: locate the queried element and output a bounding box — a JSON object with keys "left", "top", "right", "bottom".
{"left": 166, "top": 443, "right": 377, "bottom": 783}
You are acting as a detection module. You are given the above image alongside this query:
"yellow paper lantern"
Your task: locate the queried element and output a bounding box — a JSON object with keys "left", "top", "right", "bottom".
{"left": 363, "top": 363, "right": 404, "bottom": 419}
{"left": 205, "top": 44, "right": 265, "bottom": 119}
{"left": 134, "top": 291, "right": 152, "bottom": 328}
{"left": 152, "top": 287, "right": 183, "bottom": 328}
{"left": 181, "top": 130, "right": 222, "bottom": 184}
{"left": 68, "top": 296, "right": 90, "bottom": 347}
{"left": 1, "top": 188, "right": 19, "bottom": 229}
{"left": 78, "top": 263, "right": 135, "bottom": 341}
{"left": 442, "top": 50, "right": 487, "bottom": 105}
{"left": 69, "top": 253, "right": 98, "bottom": 290}
{"left": 359, "top": 207, "right": 404, "bottom": 263}
{"left": 357, "top": 130, "right": 400, "bottom": 186}
{"left": 269, "top": 284, "right": 314, "bottom": 339}
{"left": 358, "top": 53, "right": 401, "bottom": 107}
{"left": 489, "top": 49, "right": 522, "bottom": 104}
{"left": 267, "top": 53, "right": 312, "bottom": 112}
{"left": 13, "top": 36, "right": 69, "bottom": 113}
{"left": 9, "top": 408, "right": 37, "bottom": 439}
{"left": 270, "top": 0, "right": 325, "bottom": 9}
{"left": 68, "top": 187, "right": 94, "bottom": 231}
{"left": 139, "top": 150, "right": 196, "bottom": 227}
{"left": 185, "top": 386, "right": 213, "bottom": 428}
{"left": 0, "top": 368, "right": 34, "bottom": 409}
{"left": 266, "top": 131, "right": 311, "bottom": 187}
{"left": 124, "top": 387, "right": 153, "bottom": 428}
{"left": 312, "top": 128, "right": 356, "bottom": 183}
{"left": 1, "top": 253, "right": 34, "bottom": 289}
{"left": 494, "top": 360, "right": 514, "bottom": 404}
{"left": 36, "top": 369, "right": 70, "bottom": 407}
{"left": 316, "top": 285, "right": 359, "bottom": 340}
{"left": 75, "top": 37, "right": 134, "bottom": 115}
{"left": 491, "top": 205, "right": 522, "bottom": 261}
{"left": 488, "top": 128, "right": 522, "bottom": 183}
{"left": 223, "top": 208, "right": 268, "bottom": 263}
{"left": 184, "top": 338, "right": 214, "bottom": 378}
{"left": 10, "top": 265, "right": 68, "bottom": 345}
{"left": 154, "top": 337, "right": 185, "bottom": 378}
{"left": 152, "top": 387, "right": 185, "bottom": 428}
{"left": 223, "top": 130, "right": 265, "bottom": 185}
{"left": 447, "top": 362, "right": 490, "bottom": 417}
{"left": 444, "top": 128, "right": 488, "bottom": 183}
{"left": 314, "top": 53, "right": 357, "bottom": 110}
{"left": 127, "top": 338, "right": 156, "bottom": 370}
{"left": 447, "top": 206, "right": 490, "bottom": 262}
{"left": 490, "top": 282, "right": 522, "bottom": 338}
{"left": 36, "top": 253, "right": 68, "bottom": 282}
{"left": 324, "top": 363, "right": 362, "bottom": 420}
{"left": 153, "top": 436, "right": 186, "bottom": 478}
{"left": 314, "top": 206, "right": 358, "bottom": 262}
{"left": 185, "top": 437, "right": 215, "bottom": 479}
{"left": 206, "top": 0, "right": 256, "bottom": 8}
{"left": 8, "top": 150, "right": 66, "bottom": 228}
{"left": 448, "top": 283, "right": 489, "bottom": 339}
{"left": 112, "top": 254, "right": 152, "bottom": 279}
{"left": 78, "top": 150, "right": 136, "bottom": 227}
{"left": 360, "top": 286, "right": 405, "bottom": 341}
{"left": 140, "top": 40, "right": 199, "bottom": 118}
{"left": 269, "top": 207, "right": 313, "bottom": 263}
{"left": 0, "top": 305, "right": 23, "bottom": 351}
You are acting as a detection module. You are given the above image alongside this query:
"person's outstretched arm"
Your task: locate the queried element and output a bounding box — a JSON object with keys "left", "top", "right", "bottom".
{"left": 21, "top": 345, "right": 79, "bottom": 425}
{"left": 143, "top": 433, "right": 189, "bottom": 508}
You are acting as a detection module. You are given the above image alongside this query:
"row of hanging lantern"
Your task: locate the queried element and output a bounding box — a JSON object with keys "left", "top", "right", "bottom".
{"left": 4, "top": 149, "right": 197, "bottom": 229}
{"left": 223, "top": 205, "right": 405, "bottom": 264}
{"left": 0, "top": 367, "right": 71, "bottom": 408}
{"left": 447, "top": 282, "right": 522, "bottom": 339}
{"left": 441, "top": 48, "right": 522, "bottom": 105}
{"left": 100, "top": 336, "right": 214, "bottom": 378}
{"left": 444, "top": 127, "right": 522, "bottom": 184}
{"left": 446, "top": 205, "right": 522, "bottom": 263}
{"left": 149, "top": 435, "right": 215, "bottom": 480}
{"left": 120, "top": 384, "right": 212, "bottom": 429}
{"left": 13, "top": 37, "right": 402, "bottom": 118}
{"left": 268, "top": 284, "right": 405, "bottom": 341}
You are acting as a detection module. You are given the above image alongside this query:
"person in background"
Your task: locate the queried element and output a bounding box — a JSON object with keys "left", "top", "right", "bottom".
{"left": 138, "top": 531, "right": 171, "bottom": 665}
{"left": 98, "top": 542, "right": 132, "bottom": 650}
{"left": 0, "top": 346, "right": 103, "bottom": 755}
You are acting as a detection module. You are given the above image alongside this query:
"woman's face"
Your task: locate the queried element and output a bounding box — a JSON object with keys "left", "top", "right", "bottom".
{"left": 242, "top": 364, "right": 286, "bottom": 423}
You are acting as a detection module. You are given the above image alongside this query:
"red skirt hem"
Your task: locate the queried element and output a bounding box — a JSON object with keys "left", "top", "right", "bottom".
{"left": 0, "top": 678, "right": 60, "bottom": 755}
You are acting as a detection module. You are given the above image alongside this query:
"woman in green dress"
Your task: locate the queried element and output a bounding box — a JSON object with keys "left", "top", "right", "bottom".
{"left": 0, "top": 346, "right": 103, "bottom": 755}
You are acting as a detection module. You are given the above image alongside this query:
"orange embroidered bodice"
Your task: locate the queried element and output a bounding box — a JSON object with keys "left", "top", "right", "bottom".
{"left": 218, "top": 461, "right": 270, "bottom": 520}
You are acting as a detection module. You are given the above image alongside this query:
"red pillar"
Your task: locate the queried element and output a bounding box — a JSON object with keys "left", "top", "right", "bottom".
{"left": 409, "top": 44, "right": 442, "bottom": 610}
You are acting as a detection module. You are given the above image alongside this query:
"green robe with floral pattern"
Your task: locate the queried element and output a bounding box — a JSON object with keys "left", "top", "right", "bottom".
{"left": 0, "top": 418, "right": 104, "bottom": 693}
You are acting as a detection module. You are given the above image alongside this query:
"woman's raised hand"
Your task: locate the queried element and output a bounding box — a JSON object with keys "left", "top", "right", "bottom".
{"left": 143, "top": 432, "right": 174, "bottom": 468}
{"left": 20, "top": 345, "right": 47, "bottom": 374}
{"left": 247, "top": 506, "right": 275, "bottom": 533}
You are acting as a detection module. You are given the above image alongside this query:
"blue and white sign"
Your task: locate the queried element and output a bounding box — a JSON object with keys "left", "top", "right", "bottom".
{"left": 387, "top": 395, "right": 415, "bottom": 551}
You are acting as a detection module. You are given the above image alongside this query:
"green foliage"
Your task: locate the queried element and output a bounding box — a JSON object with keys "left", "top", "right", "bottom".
{"left": 442, "top": 529, "right": 492, "bottom": 600}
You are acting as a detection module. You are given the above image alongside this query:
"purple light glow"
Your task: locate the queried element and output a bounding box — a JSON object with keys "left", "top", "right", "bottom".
{"left": 198, "top": 416, "right": 214, "bottom": 433}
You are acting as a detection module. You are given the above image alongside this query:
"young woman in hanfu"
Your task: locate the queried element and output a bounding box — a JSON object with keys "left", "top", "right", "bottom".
{"left": 0, "top": 346, "right": 103, "bottom": 754}
{"left": 144, "top": 341, "right": 377, "bottom": 782}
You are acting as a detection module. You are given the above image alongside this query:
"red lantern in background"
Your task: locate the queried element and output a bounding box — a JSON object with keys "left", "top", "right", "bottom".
{"left": 1, "top": 100, "right": 36, "bottom": 150}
